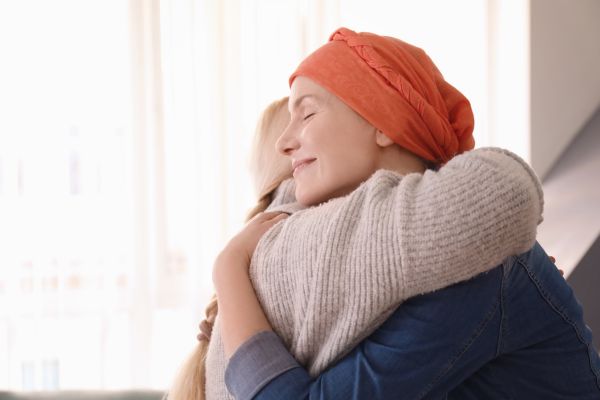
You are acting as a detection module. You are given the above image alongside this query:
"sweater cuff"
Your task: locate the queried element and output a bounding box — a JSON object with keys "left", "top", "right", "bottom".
{"left": 225, "top": 330, "right": 301, "bottom": 400}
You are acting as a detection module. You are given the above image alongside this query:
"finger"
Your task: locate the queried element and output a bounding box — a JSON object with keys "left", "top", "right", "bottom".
{"left": 559, "top": 268, "right": 564, "bottom": 276}
{"left": 272, "top": 214, "right": 289, "bottom": 224}
{"left": 549, "top": 255, "right": 556, "bottom": 263}
{"left": 261, "top": 212, "right": 289, "bottom": 222}
{"left": 197, "top": 332, "right": 209, "bottom": 342}
{"left": 267, "top": 211, "right": 289, "bottom": 218}
{"left": 252, "top": 212, "right": 276, "bottom": 222}
{"left": 251, "top": 211, "right": 277, "bottom": 220}
{"left": 200, "top": 319, "right": 212, "bottom": 336}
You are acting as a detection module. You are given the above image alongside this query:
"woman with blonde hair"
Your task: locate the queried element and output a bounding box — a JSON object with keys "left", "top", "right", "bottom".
{"left": 165, "top": 97, "right": 293, "bottom": 400}
{"left": 172, "top": 28, "right": 600, "bottom": 399}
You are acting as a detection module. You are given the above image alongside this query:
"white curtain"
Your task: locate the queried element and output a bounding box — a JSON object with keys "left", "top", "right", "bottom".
{"left": 0, "top": 0, "right": 492, "bottom": 391}
{"left": 154, "top": 0, "right": 312, "bottom": 386}
{"left": 0, "top": 0, "right": 319, "bottom": 391}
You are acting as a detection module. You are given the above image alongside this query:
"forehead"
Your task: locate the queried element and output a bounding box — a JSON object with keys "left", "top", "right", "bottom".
{"left": 289, "top": 77, "right": 329, "bottom": 111}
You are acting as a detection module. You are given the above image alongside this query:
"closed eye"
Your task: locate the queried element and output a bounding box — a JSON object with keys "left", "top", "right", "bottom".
{"left": 303, "top": 112, "right": 315, "bottom": 121}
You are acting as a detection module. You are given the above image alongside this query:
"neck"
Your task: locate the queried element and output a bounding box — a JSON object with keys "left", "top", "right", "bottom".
{"left": 378, "top": 145, "right": 427, "bottom": 175}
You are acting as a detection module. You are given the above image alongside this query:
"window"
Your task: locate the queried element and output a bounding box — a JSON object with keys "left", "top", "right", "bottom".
{"left": 0, "top": 0, "right": 496, "bottom": 391}
{"left": 0, "top": 0, "right": 138, "bottom": 390}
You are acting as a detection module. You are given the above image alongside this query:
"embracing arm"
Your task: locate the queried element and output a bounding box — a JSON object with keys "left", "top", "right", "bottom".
{"left": 222, "top": 147, "right": 544, "bottom": 398}
{"left": 225, "top": 330, "right": 401, "bottom": 400}
{"left": 212, "top": 211, "right": 291, "bottom": 359}
{"left": 392, "top": 146, "right": 543, "bottom": 297}
{"left": 262, "top": 146, "right": 543, "bottom": 299}
{"left": 212, "top": 252, "right": 273, "bottom": 358}
{"left": 224, "top": 260, "right": 511, "bottom": 400}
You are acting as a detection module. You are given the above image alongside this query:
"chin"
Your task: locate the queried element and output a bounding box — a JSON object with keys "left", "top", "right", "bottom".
{"left": 296, "top": 192, "right": 317, "bottom": 207}
{"left": 295, "top": 187, "right": 329, "bottom": 207}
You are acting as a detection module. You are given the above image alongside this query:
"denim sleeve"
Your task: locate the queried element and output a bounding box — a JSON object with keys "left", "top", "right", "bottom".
{"left": 225, "top": 331, "right": 302, "bottom": 400}
{"left": 225, "top": 265, "right": 507, "bottom": 399}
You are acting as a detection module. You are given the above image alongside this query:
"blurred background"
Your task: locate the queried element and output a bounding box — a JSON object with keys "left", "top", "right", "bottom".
{"left": 0, "top": 0, "right": 598, "bottom": 393}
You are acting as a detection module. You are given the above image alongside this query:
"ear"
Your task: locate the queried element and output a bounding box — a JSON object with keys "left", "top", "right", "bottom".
{"left": 375, "top": 130, "right": 395, "bottom": 148}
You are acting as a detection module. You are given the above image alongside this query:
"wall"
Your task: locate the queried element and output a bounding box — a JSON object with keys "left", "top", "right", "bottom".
{"left": 537, "top": 105, "right": 600, "bottom": 277}
{"left": 530, "top": 0, "right": 600, "bottom": 179}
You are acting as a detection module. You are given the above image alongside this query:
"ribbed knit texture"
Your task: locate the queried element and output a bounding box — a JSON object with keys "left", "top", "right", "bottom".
{"left": 205, "top": 147, "right": 544, "bottom": 399}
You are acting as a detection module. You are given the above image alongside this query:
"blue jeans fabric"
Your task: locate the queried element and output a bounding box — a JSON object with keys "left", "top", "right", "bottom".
{"left": 251, "top": 241, "right": 600, "bottom": 399}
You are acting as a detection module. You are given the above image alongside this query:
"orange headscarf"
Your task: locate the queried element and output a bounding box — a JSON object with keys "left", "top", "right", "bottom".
{"left": 289, "top": 28, "right": 475, "bottom": 164}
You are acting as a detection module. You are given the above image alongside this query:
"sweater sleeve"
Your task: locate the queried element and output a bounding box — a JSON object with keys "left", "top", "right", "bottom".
{"left": 227, "top": 257, "right": 512, "bottom": 399}
{"left": 248, "top": 146, "right": 543, "bottom": 375}
{"left": 391, "top": 147, "right": 543, "bottom": 298}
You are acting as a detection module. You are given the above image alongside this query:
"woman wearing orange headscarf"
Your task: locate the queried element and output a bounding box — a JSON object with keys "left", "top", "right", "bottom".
{"left": 173, "top": 28, "right": 600, "bottom": 399}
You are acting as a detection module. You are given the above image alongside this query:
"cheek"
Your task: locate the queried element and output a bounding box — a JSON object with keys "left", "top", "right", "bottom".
{"left": 311, "top": 124, "right": 346, "bottom": 161}
{"left": 316, "top": 153, "right": 357, "bottom": 192}
{"left": 296, "top": 124, "right": 380, "bottom": 205}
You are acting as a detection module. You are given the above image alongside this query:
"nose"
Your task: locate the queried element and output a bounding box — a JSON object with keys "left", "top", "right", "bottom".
{"left": 275, "top": 122, "right": 299, "bottom": 156}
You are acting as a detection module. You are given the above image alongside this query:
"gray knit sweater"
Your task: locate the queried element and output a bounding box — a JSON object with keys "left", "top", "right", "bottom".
{"left": 205, "top": 147, "right": 544, "bottom": 399}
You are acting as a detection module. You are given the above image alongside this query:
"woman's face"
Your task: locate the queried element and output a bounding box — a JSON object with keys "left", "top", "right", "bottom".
{"left": 275, "top": 77, "right": 383, "bottom": 206}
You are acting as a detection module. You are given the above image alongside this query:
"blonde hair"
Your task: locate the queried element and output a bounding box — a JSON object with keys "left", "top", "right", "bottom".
{"left": 165, "top": 97, "right": 292, "bottom": 400}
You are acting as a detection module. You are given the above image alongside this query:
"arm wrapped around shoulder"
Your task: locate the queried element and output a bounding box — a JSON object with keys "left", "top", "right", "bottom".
{"left": 395, "top": 147, "right": 544, "bottom": 298}
{"left": 245, "top": 147, "right": 543, "bottom": 376}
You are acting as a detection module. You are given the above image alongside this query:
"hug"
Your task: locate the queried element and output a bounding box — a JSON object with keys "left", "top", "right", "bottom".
{"left": 168, "top": 27, "right": 600, "bottom": 400}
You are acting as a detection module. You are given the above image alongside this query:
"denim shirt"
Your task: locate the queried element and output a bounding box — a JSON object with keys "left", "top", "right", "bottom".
{"left": 224, "top": 242, "right": 600, "bottom": 399}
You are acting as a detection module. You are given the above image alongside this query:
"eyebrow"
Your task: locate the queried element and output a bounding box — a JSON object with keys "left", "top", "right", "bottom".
{"left": 289, "top": 94, "right": 319, "bottom": 112}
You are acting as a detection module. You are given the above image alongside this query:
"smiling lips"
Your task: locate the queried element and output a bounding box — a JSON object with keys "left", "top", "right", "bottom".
{"left": 293, "top": 158, "right": 316, "bottom": 176}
